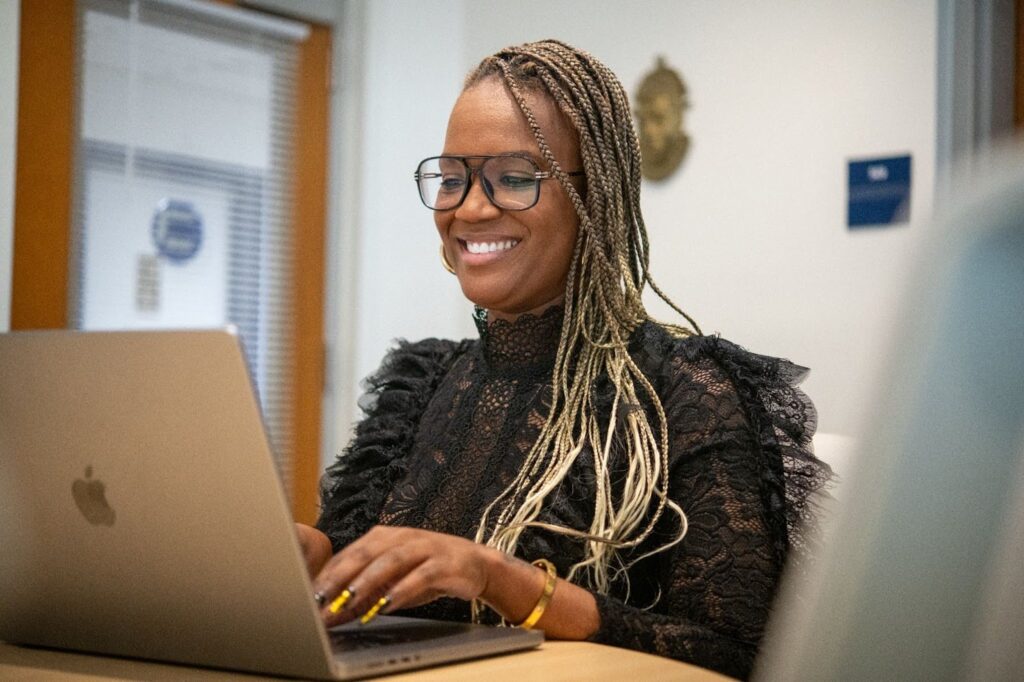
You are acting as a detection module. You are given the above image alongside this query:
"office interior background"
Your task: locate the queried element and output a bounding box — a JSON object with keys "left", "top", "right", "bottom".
{"left": 0, "top": 0, "right": 1021, "bottom": 525}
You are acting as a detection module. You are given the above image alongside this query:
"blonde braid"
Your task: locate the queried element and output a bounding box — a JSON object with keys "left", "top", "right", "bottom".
{"left": 466, "top": 41, "right": 698, "bottom": 596}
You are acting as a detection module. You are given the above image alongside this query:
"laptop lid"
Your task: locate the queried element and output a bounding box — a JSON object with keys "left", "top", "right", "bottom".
{"left": 0, "top": 328, "right": 540, "bottom": 679}
{"left": 0, "top": 328, "right": 338, "bottom": 679}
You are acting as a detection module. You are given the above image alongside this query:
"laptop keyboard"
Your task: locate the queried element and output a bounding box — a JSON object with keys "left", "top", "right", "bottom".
{"left": 328, "top": 621, "right": 472, "bottom": 653}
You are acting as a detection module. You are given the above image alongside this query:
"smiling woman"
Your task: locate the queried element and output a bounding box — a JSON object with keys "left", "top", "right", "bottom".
{"left": 297, "top": 40, "right": 831, "bottom": 680}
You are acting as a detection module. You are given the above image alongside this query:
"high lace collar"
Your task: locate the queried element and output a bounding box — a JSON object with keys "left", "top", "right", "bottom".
{"left": 474, "top": 305, "right": 564, "bottom": 372}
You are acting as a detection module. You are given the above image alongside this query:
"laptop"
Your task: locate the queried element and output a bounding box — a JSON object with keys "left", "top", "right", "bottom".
{"left": 0, "top": 328, "right": 542, "bottom": 679}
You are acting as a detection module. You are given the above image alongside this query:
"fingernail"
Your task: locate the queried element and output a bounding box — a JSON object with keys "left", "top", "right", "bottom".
{"left": 328, "top": 587, "right": 355, "bottom": 614}
{"left": 359, "top": 596, "right": 390, "bottom": 625}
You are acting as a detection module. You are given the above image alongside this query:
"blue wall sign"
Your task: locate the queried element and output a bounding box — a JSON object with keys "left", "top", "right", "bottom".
{"left": 152, "top": 199, "right": 203, "bottom": 263}
{"left": 848, "top": 154, "right": 911, "bottom": 229}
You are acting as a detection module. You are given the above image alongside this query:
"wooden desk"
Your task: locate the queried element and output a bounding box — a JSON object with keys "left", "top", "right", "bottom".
{"left": 0, "top": 640, "right": 733, "bottom": 681}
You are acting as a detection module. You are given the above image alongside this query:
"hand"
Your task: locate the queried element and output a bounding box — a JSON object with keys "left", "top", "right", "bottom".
{"left": 295, "top": 523, "right": 333, "bottom": 577}
{"left": 311, "top": 525, "right": 496, "bottom": 626}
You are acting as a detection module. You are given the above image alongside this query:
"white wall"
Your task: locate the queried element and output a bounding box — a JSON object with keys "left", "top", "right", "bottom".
{"left": 0, "top": 0, "right": 944, "bottom": 458}
{"left": 343, "top": 0, "right": 938, "bottom": 441}
{"left": 0, "top": 1, "right": 19, "bottom": 332}
{"left": 346, "top": 0, "right": 474, "bottom": 403}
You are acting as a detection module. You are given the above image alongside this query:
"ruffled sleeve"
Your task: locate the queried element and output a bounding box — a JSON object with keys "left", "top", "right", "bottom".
{"left": 316, "top": 338, "right": 473, "bottom": 552}
{"left": 588, "top": 327, "right": 832, "bottom": 680}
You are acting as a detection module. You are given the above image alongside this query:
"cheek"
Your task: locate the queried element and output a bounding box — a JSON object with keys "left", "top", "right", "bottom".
{"left": 556, "top": 229, "right": 578, "bottom": 280}
{"left": 557, "top": 200, "right": 580, "bottom": 255}
{"left": 434, "top": 211, "right": 450, "bottom": 239}
{"left": 547, "top": 210, "right": 579, "bottom": 281}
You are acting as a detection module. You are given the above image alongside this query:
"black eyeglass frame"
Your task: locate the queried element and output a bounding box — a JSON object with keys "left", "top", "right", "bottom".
{"left": 413, "top": 153, "right": 585, "bottom": 212}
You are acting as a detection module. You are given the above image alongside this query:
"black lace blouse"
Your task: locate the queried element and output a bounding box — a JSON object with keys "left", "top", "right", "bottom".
{"left": 317, "top": 307, "right": 830, "bottom": 680}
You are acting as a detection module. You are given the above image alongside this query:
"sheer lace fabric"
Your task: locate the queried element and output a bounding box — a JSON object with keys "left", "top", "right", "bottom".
{"left": 317, "top": 307, "right": 830, "bottom": 680}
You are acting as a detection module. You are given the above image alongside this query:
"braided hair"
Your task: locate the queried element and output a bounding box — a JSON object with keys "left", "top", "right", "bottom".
{"left": 465, "top": 40, "right": 701, "bottom": 596}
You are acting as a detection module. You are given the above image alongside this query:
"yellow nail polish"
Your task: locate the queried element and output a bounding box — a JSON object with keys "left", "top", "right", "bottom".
{"left": 359, "top": 596, "right": 390, "bottom": 625}
{"left": 328, "top": 588, "right": 354, "bottom": 614}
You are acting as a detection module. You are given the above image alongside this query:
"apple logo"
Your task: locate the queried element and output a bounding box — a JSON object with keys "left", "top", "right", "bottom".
{"left": 72, "top": 466, "right": 116, "bottom": 527}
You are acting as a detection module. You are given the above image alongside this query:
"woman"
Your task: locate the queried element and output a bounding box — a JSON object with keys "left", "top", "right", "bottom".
{"left": 297, "top": 40, "right": 829, "bottom": 679}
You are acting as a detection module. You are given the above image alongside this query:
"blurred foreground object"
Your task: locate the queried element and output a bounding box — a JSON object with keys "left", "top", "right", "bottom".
{"left": 756, "top": 143, "right": 1024, "bottom": 681}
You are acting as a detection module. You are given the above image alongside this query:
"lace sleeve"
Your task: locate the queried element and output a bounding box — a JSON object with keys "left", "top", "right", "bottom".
{"left": 589, "top": 331, "right": 831, "bottom": 680}
{"left": 315, "top": 338, "right": 472, "bottom": 552}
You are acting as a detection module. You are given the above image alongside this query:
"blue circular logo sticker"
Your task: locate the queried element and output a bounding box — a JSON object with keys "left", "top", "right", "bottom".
{"left": 152, "top": 199, "right": 203, "bottom": 263}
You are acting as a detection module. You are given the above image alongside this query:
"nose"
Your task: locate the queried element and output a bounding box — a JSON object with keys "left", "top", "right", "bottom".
{"left": 454, "top": 172, "right": 501, "bottom": 222}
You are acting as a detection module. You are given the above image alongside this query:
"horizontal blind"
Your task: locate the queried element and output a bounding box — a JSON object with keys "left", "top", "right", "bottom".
{"left": 72, "top": 0, "right": 305, "bottom": 495}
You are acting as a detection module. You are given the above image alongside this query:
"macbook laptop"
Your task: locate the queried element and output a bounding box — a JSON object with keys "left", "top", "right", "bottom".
{"left": 0, "top": 328, "right": 542, "bottom": 679}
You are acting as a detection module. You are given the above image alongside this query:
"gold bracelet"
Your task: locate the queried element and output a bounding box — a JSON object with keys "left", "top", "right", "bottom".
{"left": 516, "top": 559, "right": 557, "bottom": 630}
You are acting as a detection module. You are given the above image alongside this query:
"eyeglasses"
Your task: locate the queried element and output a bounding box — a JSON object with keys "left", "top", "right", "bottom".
{"left": 414, "top": 154, "right": 584, "bottom": 211}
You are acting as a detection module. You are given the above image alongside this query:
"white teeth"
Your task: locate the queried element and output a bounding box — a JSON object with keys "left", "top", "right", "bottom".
{"left": 465, "top": 240, "right": 519, "bottom": 255}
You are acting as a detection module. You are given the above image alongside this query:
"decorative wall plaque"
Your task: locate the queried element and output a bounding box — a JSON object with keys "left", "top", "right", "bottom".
{"left": 635, "top": 56, "right": 690, "bottom": 181}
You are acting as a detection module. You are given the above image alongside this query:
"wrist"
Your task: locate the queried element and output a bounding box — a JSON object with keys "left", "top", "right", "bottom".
{"left": 476, "top": 547, "right": 542, "bottom": 624}
{"left": 474, "top": 544, "right": 506, "bottom": 607}
{"left": 515, "top": 559, "right": 556, "bottom": 629}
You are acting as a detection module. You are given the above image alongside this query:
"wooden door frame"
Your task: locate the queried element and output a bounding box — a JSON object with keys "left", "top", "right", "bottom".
{"left": 12, "top": 0, "right": 75, "bottom": 330}
{"left": 13, "top": 0, "right": 327, "bottom": 525}
{"left": 291, "top": 22, "right": 329, "bottom": 525}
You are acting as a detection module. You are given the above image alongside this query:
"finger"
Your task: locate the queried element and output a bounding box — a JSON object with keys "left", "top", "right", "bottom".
{"left": 297, "top": 526, "right": 332, "bottom": 577}
{"left": 325, "top": 586, "right": 357, "bottom": 616}
{"left": 335, "top": 545, "right": 431, "bottom": 624}
{"left": 379, "top": 560, "right": 448, "bottom": 614}
{"left": 313, "top": 527, "right": 393, "bottom": 609}
{"left": 358, "top": 596, "right": 391, "bottom": 625}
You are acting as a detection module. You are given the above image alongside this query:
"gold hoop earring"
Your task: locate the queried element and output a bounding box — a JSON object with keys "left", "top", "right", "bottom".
{"left": 440, "top": 245, "right": 456, "bottom": 274}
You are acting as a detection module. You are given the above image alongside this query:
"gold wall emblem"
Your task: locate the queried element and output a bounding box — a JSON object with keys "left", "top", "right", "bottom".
{"left": 635, "top": 57, "right": 689, "bottom": 181}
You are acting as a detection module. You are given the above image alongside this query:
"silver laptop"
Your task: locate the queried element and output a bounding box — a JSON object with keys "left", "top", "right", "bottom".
{"left": 0, "top": 328, "right": 542, "bottom": 679}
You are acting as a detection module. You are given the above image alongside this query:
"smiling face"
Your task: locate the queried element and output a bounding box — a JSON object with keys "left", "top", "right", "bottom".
{"left": 435, "top": 77, "right": 581, "bottom": 321}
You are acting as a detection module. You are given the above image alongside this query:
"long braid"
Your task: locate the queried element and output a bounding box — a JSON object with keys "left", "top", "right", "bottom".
{"left": 465, "top": 40, "right": 698, "bottom": 597}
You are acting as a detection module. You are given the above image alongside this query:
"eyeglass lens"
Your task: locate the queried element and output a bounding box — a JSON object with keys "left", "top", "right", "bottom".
{"left": 416, "top": 156, "right": 540, "bottom": 211}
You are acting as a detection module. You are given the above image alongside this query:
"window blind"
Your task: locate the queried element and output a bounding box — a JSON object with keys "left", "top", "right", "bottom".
{"left": 72, "top": 0, "right": 307, "bottom": 496}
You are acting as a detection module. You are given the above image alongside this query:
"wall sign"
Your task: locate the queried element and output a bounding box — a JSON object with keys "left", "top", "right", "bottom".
{"left": 848, "top": 154, "right": 911, "bottom": 228}
{"left": 152, "top": 198, "right": 203, "bottom": 263}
